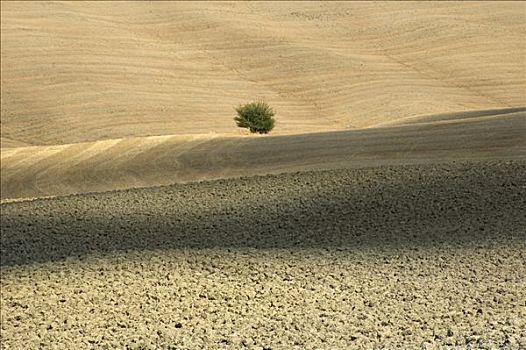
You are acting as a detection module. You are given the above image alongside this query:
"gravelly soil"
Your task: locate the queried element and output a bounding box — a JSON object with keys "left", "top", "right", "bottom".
{"left": 1, "top": 160, "right": 525, "bottom": 349}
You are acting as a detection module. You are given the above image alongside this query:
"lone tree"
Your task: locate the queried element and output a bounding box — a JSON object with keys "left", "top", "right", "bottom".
{"left": 234, "top": 101, "right": 275, "bottom": 134}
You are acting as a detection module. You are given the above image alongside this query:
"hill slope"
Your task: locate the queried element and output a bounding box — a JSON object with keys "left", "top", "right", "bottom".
{"left": 2, "top": 109, "right": 525, "bottom": 201}
{"left": 2, "top": 1, "right": 525, "bottom": 146}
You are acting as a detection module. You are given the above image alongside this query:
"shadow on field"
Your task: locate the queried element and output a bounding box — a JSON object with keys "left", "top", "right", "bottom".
{"left": 1, "top": 161, "right": 525, "bottom": 266}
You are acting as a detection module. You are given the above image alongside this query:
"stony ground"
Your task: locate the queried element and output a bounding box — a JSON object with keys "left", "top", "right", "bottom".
{"left": 1, "top": 160, "right": 525, "bottom": 349}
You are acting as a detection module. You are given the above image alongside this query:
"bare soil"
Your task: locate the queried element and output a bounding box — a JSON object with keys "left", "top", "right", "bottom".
{"left": 2, "top": 2, "right": 525, "bottom": 147}
{"left": 2, "top": 109, "right": 524, "bottom": 201}
{"left": 1, "top": 160, "right": 525, "bottom": 349}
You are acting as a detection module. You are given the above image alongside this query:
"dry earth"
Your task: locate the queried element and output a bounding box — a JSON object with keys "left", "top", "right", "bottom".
{"left": 1, "top": 1, "right": 525, "bottom": 201}
{"left": 1, "top": 107, "right": 525, "bottom": 201}
{"left": 2, "top": 1, "right": 525, "bottom": 147}
{"left": 1, "top": 160, "right": 526, "bottom": 349}
{"left": 1, "top": 2, "right": 526, "bottom": 349}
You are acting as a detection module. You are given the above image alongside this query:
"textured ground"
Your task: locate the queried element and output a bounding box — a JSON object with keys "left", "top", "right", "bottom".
{"left": 1, "top": 2, "right": 525, "bottom": 348}
{"left": 2, "top": 160, "right": 525, "bottom": 349}
{"left": 2, "top": 108, "right": 525, "bottom": 201}
{"left": 2, "top": 2, "right": 524, "bottom": 147}
{"left": 2, "top": 1, "right": 525, "bottom": 201}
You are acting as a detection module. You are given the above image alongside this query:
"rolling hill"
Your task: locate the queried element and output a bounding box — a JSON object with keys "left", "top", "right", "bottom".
{"left": 2, "top": 3, "right": 526, "bottom": 348}
{"left": 1, "top": 1, "right": 525, "bottom": 200}
{"left": 1, "top": 108, "right": 525, "bottom": 200}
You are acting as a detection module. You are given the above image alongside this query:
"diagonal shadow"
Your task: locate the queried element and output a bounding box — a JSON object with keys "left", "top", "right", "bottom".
{"left": 1, "top": 160, "right": 525, "bottom": 267}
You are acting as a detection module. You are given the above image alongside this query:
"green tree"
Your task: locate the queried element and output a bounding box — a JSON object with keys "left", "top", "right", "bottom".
{"left": 234, "top": 101, "right": 275, "bottom": 134}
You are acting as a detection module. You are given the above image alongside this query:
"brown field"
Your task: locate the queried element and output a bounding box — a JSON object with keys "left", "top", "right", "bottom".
{"left": 1, "top": 1, "right": 525, "bottom": 349}
{"left": 5, "top": 2, "right": 526, "bottom": 143}
{"left": 2, "top": 161, "right": 526, "bottom": 349}
{"left": 1, "top": 1, "right": 525, "bottom": 201}
{"left": 2, "top": 107, "right": 524, "bottom": 201}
